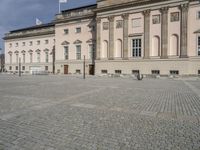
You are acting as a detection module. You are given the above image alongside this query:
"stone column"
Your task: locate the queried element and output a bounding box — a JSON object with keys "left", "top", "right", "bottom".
{"left": 160, "top": 7, "right": 169, "bottom": 59}
{"left": 96, "top": 17, "right": 101, "bottom": 60}
{"left": 122, "top": 13, "right": 129, "bottom": 59}
{"left": 143, "top": 10, "right": 151, "bottom": 59}
{"left": 108, "top": 16, "right": 115, "bottom": 59}
{"left": 179, "top": 4, "right": 189, "bottom": 58}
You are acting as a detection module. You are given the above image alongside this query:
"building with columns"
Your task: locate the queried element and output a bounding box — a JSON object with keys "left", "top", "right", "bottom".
{"left": 3, "top": 0, "right": 200, "bottom": 76}
{"left": 95, "top": 0, "right": 200, "bottom": 76}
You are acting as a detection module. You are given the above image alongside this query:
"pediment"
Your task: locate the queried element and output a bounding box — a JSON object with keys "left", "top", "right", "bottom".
{"left": 8, "top": 51, "right": 13, "bottom": 54}
{"left": 28, "top": 49, "right": 33, "bottom": 53}
{"left": 35, "top": 49, "right": 41, "bottom": 53}
{"left": 14, "top": 50, "right": 19, "bottom": 54}
{"left": 86, "top": 39, "right": 96, "bottom": 43}
{"left": 61, "top": 41, "right": 70, "bottom": 45}
{"left": 21, "top": 50, "right": 26, "bottom": 53}
{"left": 73, "top": 40, "right": 82, "bottom": 44}
{"left": 43, "top": 48, "right": 49, "bottom": 52}
{"left": 194, "top": 29, "right": 200, "bottom": 34}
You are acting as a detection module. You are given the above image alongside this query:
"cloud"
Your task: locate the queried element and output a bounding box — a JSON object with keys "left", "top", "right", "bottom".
{"left": 0, "top": 0, "right": 96, "bottom": 49}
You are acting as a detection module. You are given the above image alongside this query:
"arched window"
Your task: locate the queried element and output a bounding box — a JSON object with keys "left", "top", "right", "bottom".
{"left": 152, "top": 36, "right": 160, "bottom": 57}
{"left": 101, "top": 40, "right": 108, "bottom": 58}
{"left": 170, "top": 34, "right": 179, "bottom": 56}
{"left": 115, "top": 39, "right": 122, "bottom": 58}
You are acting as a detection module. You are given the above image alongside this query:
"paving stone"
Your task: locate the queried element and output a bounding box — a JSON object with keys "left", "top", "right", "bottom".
{"left": 0, "top": 75, "right": 200, "bottom": 149}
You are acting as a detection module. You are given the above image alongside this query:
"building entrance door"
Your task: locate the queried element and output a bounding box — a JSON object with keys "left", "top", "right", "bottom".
{"left": 64, "top": 65, "right": 68, "bottom": 74}
{"left": 89, "top": 64, "right": 94, "bottom": 75}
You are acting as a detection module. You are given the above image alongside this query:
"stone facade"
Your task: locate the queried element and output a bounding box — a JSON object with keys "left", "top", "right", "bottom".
{"left": 3, "top": 0, "right": 200, "bottom": 76}
{"left": 95, "top": 0, "right": 200, "bottom": 76}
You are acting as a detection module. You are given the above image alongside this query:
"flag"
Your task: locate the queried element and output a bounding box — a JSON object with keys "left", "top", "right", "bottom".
{"left": 59, "top": 0, "right": 67, "bottom": 3}
{"left": 36, "top": 18, "right": 42, "bottom": 25}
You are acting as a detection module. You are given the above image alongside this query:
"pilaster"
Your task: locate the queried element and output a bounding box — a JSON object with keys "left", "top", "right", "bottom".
{"left": 122, "top": 13, "right": 129, "bottom": 59}
{"left": 96, "top": 17, "right": 101, "bottom": 60}
{"left": 179, "top": 3, "right": 189, "bottom": 58}
{"left": 160, "top": 7, "right": 169, "bottom": 59}
{"left": 108, "top": 16, "right": 115, "bottom": 59}
{"left": 143, "top": 10, "right": 151, "bottom": 59}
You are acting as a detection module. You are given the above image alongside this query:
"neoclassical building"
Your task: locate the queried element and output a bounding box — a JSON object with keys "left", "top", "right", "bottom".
{"left": 3, "top": 0, "right": 200, "bottom": 76}
{"left": 4, "top": 23, "right": 55, "bottom": 74}
{"left": 95, "top": 0, "right": 200, "bottom": 76}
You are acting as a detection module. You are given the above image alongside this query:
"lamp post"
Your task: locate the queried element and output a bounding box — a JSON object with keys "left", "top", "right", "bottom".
{"left": 19, "top": 57, "right": 21, "bottom": 77}
{"left": 83, "top": 55, "right": 85, "bottom": 79}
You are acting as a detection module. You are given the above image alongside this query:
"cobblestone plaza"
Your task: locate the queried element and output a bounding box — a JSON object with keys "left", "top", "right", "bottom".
{"left": 0, "top": 75, "right": 200, "bottom": 150}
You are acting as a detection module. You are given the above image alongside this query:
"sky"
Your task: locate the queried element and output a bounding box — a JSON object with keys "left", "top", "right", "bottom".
{"left": 0, "top": 0, "right": 96, "bottom": 53}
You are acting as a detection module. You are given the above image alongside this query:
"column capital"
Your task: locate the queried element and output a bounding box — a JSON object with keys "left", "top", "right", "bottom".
{"left": 122, "top": 13, "right": 129, "bottom": 20}
{"left": 108, "top": 16, "right": 115, "bottom": 22}
{"left": 159, "top": 7, "right": 169, "bottom": 14}
{"left": 179, "top": 3, "right": 189, "bottom": 12}
{"left": 142, "top": 9, "right": 151, "bottom": 17}
{"left": 96, "top": 17, "right": 101, "bottom": 23}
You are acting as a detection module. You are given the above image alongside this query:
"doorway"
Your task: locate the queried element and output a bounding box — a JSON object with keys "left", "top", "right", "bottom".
{"left": 89, "top": 64, "right": 94, "bottom": 75}
{"left": 64, "top": 65, "right": 68, "bottom": 74}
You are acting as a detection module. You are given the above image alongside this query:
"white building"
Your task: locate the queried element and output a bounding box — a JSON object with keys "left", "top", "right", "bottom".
{"left": 3, "top": 0, "right": 200, "bottom": 76}
{"left": 4, "top": 23, "right": 55, "bottom": 74}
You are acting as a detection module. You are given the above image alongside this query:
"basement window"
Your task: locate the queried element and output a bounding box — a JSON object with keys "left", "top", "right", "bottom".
{"left": 101, "top": 70, "right": 108, "bottom": 74}
{"left": 170, "top": 70, "right": 179, "bottom": 75}
{"left": 115, "top": 70, "right": 122, "bottom": 74}
{"left": 152, "top": 70, "right": 160, "bottom": 75}
{"left": 132, "top": 70, "right": 140, "bottom": 75}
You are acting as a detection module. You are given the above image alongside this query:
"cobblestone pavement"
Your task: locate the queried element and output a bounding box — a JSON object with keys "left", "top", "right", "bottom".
{"left": 0, "top": 74, "right": 200, "bottom": 150}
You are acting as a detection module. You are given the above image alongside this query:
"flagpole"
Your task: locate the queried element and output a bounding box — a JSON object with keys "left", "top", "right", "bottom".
{"left": 59, "top": 2, "right": 61, "bottom": 13}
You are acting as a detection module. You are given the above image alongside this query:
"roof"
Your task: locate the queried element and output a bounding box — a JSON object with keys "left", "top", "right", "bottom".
{"left": 10, "top": 22, "right": 55, "bottom": 33}
{"left": 194, "top": 29, "right": 200, "bottom": 34}
{"left": 61, "top": 4, "right": 97, "bottom": 13}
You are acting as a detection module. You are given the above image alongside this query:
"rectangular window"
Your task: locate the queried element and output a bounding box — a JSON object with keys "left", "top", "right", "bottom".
{"left": 23, "top": 54, "right": 25, "bottom": 63}
{"left": 198, "top": 70, "right": 200, "bottom": 75}
{"left": 132, "top": 18, "right": 141, "bottom": 28}
{"left": 30, "top": 53, "right": 33, "bottom": 63}
{"left": 16, "top": 66, "right": 18, "bottom": 70}
{"left": 76, "top": 45, "right": 81, "bottom": 60}
{"left": 22, "top": 42, "right": 26, "bottom": 46}
{"left": 115, "top": 70, "right": 122, "bottom": 74}
{"left": 37, "top": 53, "right": 40, "bottom": 63}
{"left": 45, "top": 40, "right": 49, "bottom": 44}
{"left": 152, "top": 15, "right": 160, "bottom": 24}
{"left": 9, "top": 66, "right": 12, "bottom": 70}
{"left": 132, "top": 38, "right": 142, "bottom": 57}
{"left": 152, "top": 70, "right": 160, "bottom": 75}
{"left": 64, "top": 46, "right": 69, "bottom": 60}
{"left": 171, "top": 12, "right": 179, "bottom": 22}
{"left": 37, "top": 40, "right": 40, "bottom": 45}
{"left": 170, "top": 70, "right": 179, "bottom": 75}
{"left": 45, "top": 66, "right": 48, "bottom": 71}
{"left": 16, "top": 43, "right": 18, "bottom": 47}
{"left": 64, "top": 29, "right": 69, "bottom": 34}
{"left": 197, "top": 11, "right": 200, "bottom": 19}
{"left": 103, "top": 22, "right": 109, "bottom": 30}
{"left": 22, "top": 66, "right": 25, "bottom": 70}
{"left": 198, "top": 36, "right": 200, "bottom": 56}
{"left": 116, "top": 20, "right": 123, "bottom": 28}
{"left": 16, "top": 54, "right": 19, "bottom": 64}
{"left": 89, "top": 44, "right": 93, "bottom": 59}
{"left": 75, "top": 27, "right": 81, "bottom": 33}
{"left": 9, "top": 54, "right": 12, "bottom": 64}
{"left": 45, "top": 52, "right": 49, "bottom": 63}
{"left": 132, "top": 70, "right": 140, "bottom": 75}
{"left": 29, "top": 41, "right": 33, "bottom": 46}
{"left": 9, "top": 43, "right": 12, "bottom": 48}
{"left": 76, "top": 69, "right": 81, "bottom": 74}
{"left": 101, "top": 70, "right": 108, "bottom": 74}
